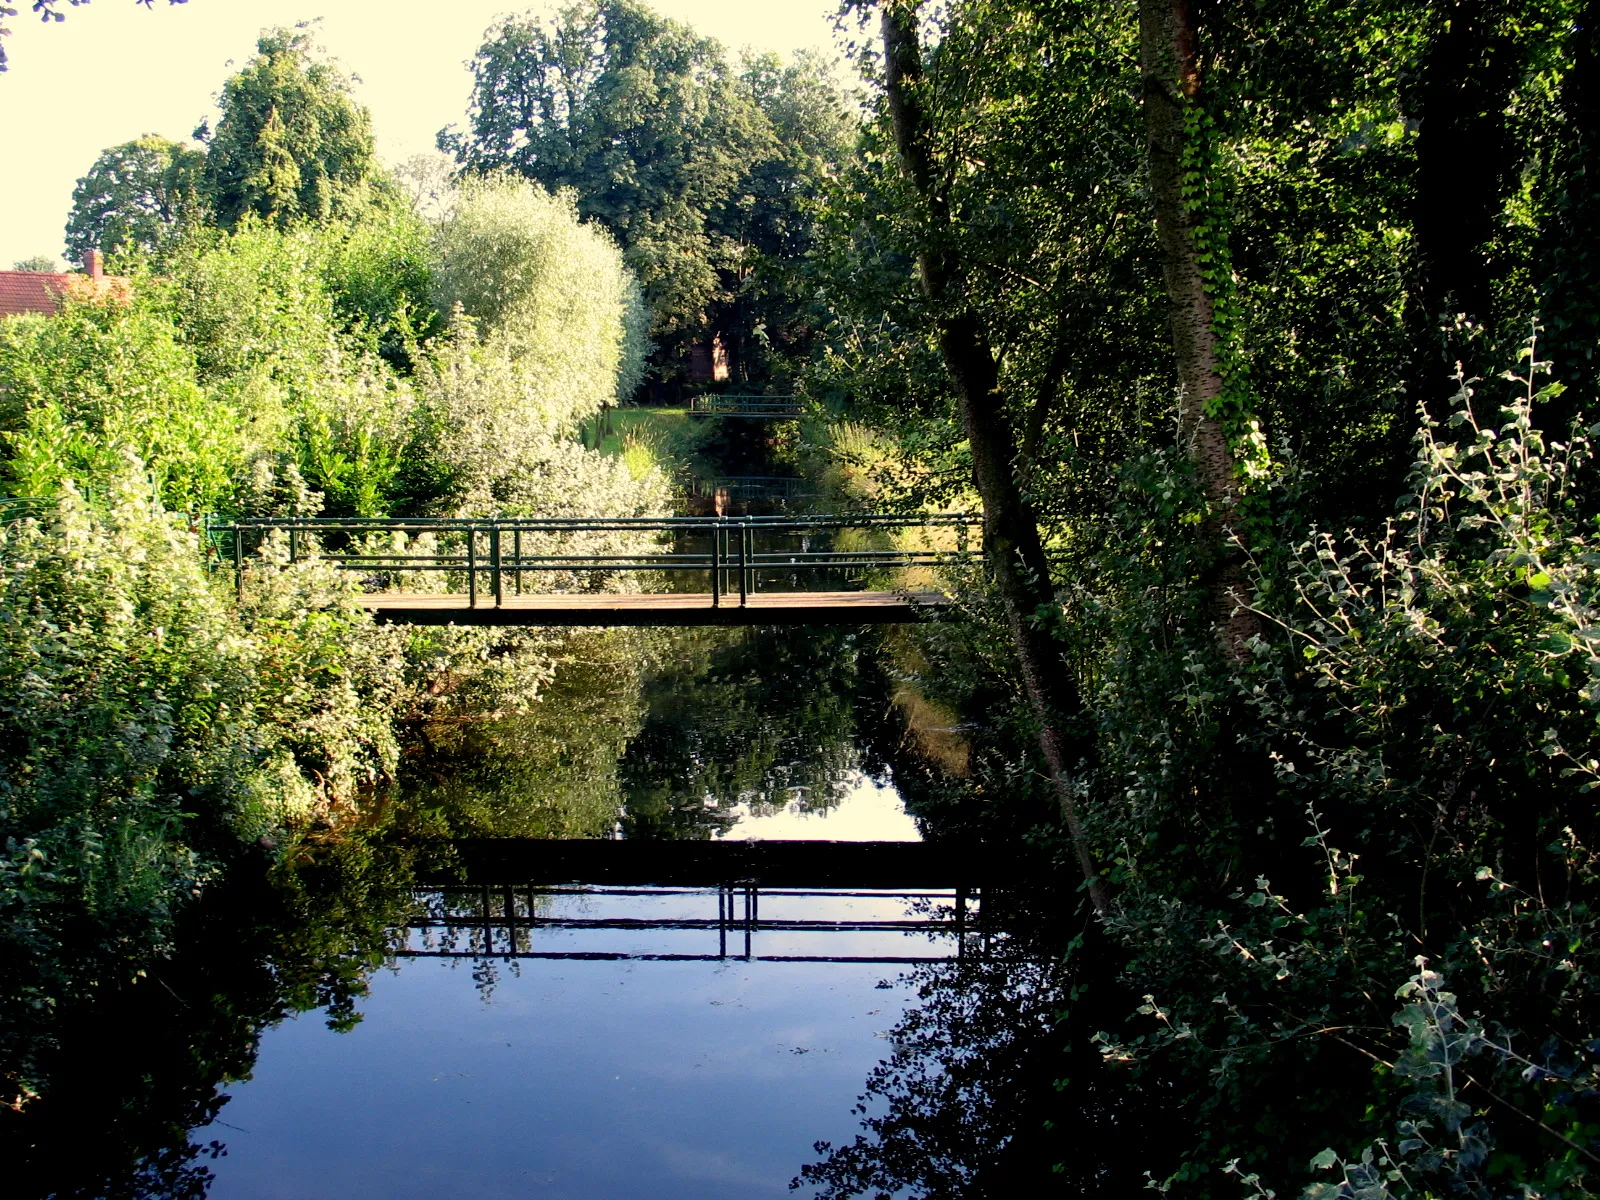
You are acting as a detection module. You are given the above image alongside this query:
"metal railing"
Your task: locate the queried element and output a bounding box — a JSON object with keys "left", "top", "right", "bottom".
{"left": 206, "top": 513, "right": 981, "bottom": 607}
{"left": 691, "top": 475, "right": 817, "bottom": 502}
{"left": 400, "top": 883, "right": 988, "bottom": 965}
{"left": 0, "top": 496, "right": 54, "bottom": 521}
{"left": 687, "top": 394, "right": 805, "bottom": 419}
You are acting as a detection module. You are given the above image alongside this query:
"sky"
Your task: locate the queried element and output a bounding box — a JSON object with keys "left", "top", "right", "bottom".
{"left": 0, "top": 0, "right": 846, "bottom": 269}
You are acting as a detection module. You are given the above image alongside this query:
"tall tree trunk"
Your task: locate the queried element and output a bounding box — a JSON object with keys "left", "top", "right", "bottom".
{"left": 1544, "top": 0, "right": 1600, "bottom": 431}
{"left": 1137, "top": 0, "right": 1260, "bottom": 659}
{"left": 880, "top": 2, "right": 1109, "bottom": 913}
{"left": 1413, "top": 0, "right": 1512, "bottom": 333}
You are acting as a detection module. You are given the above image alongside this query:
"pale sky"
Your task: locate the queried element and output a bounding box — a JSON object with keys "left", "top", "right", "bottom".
{"left": 0, "top": 0, "right": 845, "bottom": 268}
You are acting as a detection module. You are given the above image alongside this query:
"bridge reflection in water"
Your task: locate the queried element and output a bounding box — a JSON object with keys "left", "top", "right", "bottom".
{"left": 400, "top": 884, "right": 986, "bottom": 965}
{"left": 402, "top": 838, "right": 1011, "bottom": 965}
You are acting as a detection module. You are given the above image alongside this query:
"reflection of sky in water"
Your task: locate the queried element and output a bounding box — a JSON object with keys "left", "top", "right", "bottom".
{"left": 202, "top": 925, "right": 924, "bottom": 1199}
{"left": 719, "top": 770, "right": 920, "bottom": 842}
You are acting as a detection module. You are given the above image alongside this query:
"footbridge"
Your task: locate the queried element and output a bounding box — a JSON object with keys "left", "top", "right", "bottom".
{"left": 401, "top": 838, "right": 1030, "bottom": 965}
{"left": 207, "top": 513, "right": 980, "bottom": 626}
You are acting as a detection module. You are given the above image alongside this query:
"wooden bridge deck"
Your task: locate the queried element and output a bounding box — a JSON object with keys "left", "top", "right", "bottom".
{"left": 357, "top": 590, "right": 947, "bottom": 626}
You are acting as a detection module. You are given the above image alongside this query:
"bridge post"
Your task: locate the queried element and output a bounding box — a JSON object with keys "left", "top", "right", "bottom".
{"left": 467, "top": 526, "right": 477, "bottom": 608}
{"left": 289, "top": 526, "right": 298, "bottom": 564}
{"left": 491, "top": 524, "right": 502, "bottom": 607}
{"left": 232, "top": 525, "right": 243, "bottom": 602}
{"left": 738, "top": 522, "right": 749, "bottom": 607}
{"left": 711, "top": 522, "right": 721, "bottom": 608}
{"left": 956, "top": 885, "right": 968, "bottom": 959}
{"left": 514, "top": 529, "right": 522, "bottom": 596}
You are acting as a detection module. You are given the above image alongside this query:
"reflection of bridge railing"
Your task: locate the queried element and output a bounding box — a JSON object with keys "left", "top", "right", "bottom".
{"left": 206, "top": 513, "right": 981, "bottom": 608}
{"left": 688, "top": 394, "right": 805, "bottom": 419}
{"left": 399, "top": 883, "right": 990, "bottom": 965}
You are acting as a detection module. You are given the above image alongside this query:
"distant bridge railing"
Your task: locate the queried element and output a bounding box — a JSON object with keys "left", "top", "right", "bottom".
{"left": 205, "top": 513, "right": 981, "bottom": 608}
{"left": 687, "top": 394, "right": 804, "bottom": 419}
{"left": 691, "top": 475, "right": 816, "bottom": 502}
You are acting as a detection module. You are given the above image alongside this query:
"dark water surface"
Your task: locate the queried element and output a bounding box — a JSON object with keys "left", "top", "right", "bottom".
{"left": 13, "top": 623, "right": 1012, "bottom": 1199}
{"left": 197, "top": 625, "right": 940, "bottom": 1198}
{"left": 203, "top": 934, "right": 920, "bottom": 1198}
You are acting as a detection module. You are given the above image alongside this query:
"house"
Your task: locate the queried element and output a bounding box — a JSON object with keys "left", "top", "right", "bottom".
{"left": 0, "top": 250, "right": 130, "bottom": 318}
{"left": 687, "top": 334, "right": 730, "bottom": 384}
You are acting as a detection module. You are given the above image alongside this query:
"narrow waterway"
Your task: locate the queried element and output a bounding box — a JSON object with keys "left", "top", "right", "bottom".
{"left": 205, "top": 627, "right": 939, "bottom": 1197}
{"left": 10, "top": 621, "right": 1025, "bottom": 1200}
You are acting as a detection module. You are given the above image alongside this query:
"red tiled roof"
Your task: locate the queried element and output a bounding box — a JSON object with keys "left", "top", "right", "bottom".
{"left": 0, "top": 271, "right": 69, "bottom": 317}
{"left": 0, "top": 270, "right": 134, "bottom": 318}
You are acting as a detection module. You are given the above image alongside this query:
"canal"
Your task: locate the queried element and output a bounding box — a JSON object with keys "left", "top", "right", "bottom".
{"left": 6, "top": 622, "right": 1075, "bottom": 1200}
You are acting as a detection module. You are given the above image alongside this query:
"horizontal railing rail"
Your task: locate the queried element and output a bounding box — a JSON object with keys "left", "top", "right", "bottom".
{"left": 398, "top": 882, "right": 990, "bottom": 964}
{"left": 692, "top": 475, "right": 816, "bottom": 500}
{"left": 205, "top": 512, "right": 982, "bottom": 608}
{"left": 688, "top": 394, "right": 805, "bottom": 418}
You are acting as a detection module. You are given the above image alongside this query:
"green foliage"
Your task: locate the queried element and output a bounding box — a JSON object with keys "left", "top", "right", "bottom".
{"left": 429, "top": 175, "right": 647, "bottom": 422}
{"left": 0, "top": 475, "right": 405, "bottom": 1102}
{"left": 159, "top": 222, "right": 414, "bottom": 516}
{"left": 403, "top": 307, "right": 669, "bottom": 524}
{"left": 445, "top": 0, "right": 856, "bottom": 380}
{"left": 201, "top": 25, "right": 392, "bottom": 231}
{"left": 10, "top": 257, "right": 58, "bottom": 274}
{"left": 0, "top": 294, "right": 240, "bottom": 514}
{"left": 797, "top": 1, "right": 1600, "bottom": 1194}
{"left": 63, "top": 134, "right": 207, "bottom": 263}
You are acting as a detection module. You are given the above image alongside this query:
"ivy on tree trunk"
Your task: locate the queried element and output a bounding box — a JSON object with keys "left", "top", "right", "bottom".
{"left": 1138, "top": 0, "right": 1263, "bottom": 660}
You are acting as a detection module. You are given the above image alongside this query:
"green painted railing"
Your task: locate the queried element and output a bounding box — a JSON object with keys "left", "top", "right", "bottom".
{"left": 687, "top": 394, "right": 804, "bottom": 419}
{"left": 205, "top": 513, "right": 981, "bottom": 608}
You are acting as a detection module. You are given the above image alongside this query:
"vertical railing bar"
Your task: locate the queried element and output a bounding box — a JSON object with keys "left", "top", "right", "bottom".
{"left": 711, "top": 522, "right": 721, "bottom": 608}
{"left": 738, "top": 522, "right": 748, "bottom": 608}
{"left": 514, "top": 528, "right": 522, "bottom": 596}
{"left": 956, "top": 885, "right": 967, "bottom": 959}
{"left": 289, "top": 525, "right": 298, "bottom": 565}
{"left": 491, "top": 523, "right": 502, "bottom": 607}
{"left": 482, "top": 883, "right": 493, "bottom": 957}
{"left": 233, "top": 526, "right": 243, "bottom": 602}
{"left": 467, "top": 525, "right": 477, "bottom": 608}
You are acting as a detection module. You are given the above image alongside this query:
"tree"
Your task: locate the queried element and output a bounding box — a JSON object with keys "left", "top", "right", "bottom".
{"left": 874, "top": 0, "right": 1108, "bottom": 912}
{"left": 717, "top": 50, "right": 859, "bottom": 380}
{"left": 10, "top": 256, "right": 56, "bottom": 272}
{"left": 443, "top": 0, "right": 854, "bottom": 380}
{"left": 443, "top": 1, "right": 768, "bottom": 338}
{"left": 63, "top": 135, "right": 206, "bottom": 262}
{"left": 201, "top": 25, "right": 390, "bottom": 230}
{"left": 1136, "top": 0, "right": 1264, "bottom": 657}
{"left": 427, "top": 175, "right": 649, "bottom": 432}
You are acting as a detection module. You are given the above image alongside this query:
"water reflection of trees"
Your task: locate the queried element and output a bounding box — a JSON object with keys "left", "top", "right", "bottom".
{"left": 0, "top": 838, "right": 418, "bottom": 1200}
{"left": 397, "top": 630, "right": 648, "bottom": 838}
{"left": 392, "top": 625, "right": 898, "bottom": 842}
{"left": 797, "top": 921, "right": 1166, "bottom": 1199}
{"left": 621, "top": 625, "right": 894, "bottom": 839}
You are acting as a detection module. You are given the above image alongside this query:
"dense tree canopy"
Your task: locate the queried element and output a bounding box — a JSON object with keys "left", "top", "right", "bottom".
{"left": 13, "top": 2, "right": 1600, "bottom": 1196}
{"left": 63, "top": 134, "right": 206, "bottom": 261}
{"left": 199, "top": 26, "right": 391, "bottom": 231}
{"left": 443, "top": 0, "right": 856, "bottom": 383}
